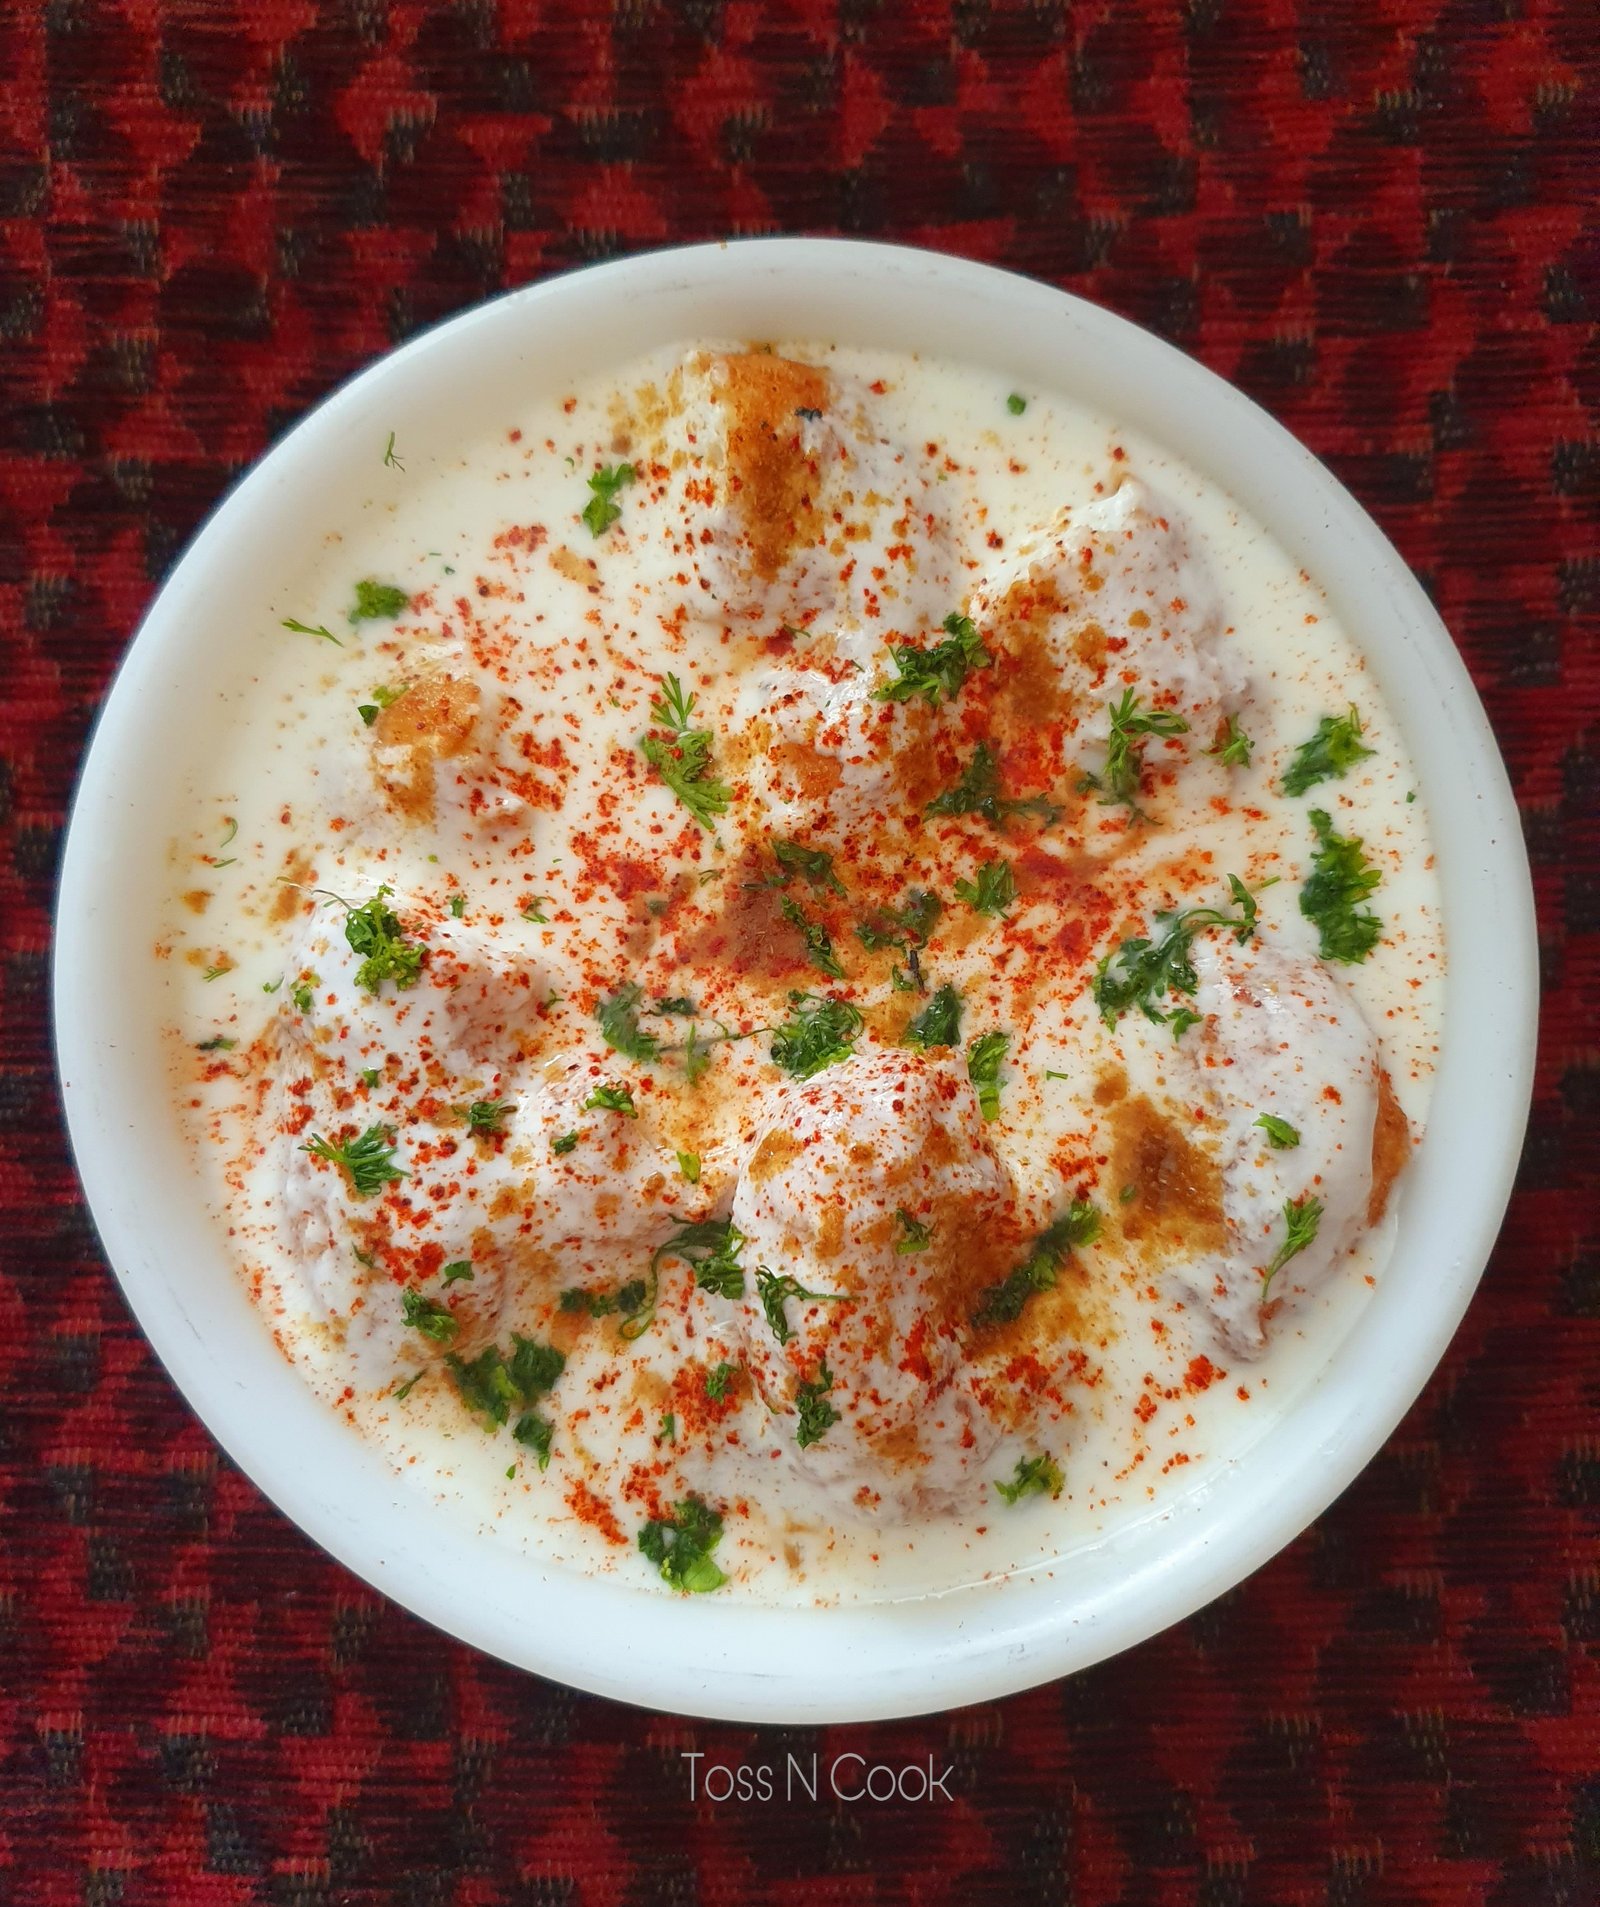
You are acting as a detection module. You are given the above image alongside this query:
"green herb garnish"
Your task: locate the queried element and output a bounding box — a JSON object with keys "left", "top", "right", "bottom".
{"left": 967, "top": 1030, "right": 1011, "bottom": 1121}
{"left": 1262, "top": 1194, "right": 1323, "bottom": 1297}
{"left": 441, "top": 1261, "right": 474, "bottom": 1284}
{"left": 758, "top": 837, "right": 846, "bottom": 896}
{"left": 640, "top": 673, "right": 731, "bottom": 832}
{"left": 1091, "top": 876, "right": 1264, "bottom": 1029}
{"left": 552, "top": 1130, "right": 580, "bottom": 1155}
{"left": 638, "top": 1495, "right": 726, "bottom": 1593}
{"left": 794, "top": 1361, "right": 841, "bottom": 1447}
{"left": 1300, "top": 809, "right": 1382, "bottom": 963}
{"left": 358, "top": 683, "right": 405, "bottom": 727}
{"left": 905, "top": 982, "right": 963, "bottom": 1050}
{"left": 465, "top": 1098, "right": 514, "bottom": 1135}
{"left": 582, "top": 461, "right": 635, "bottom": 536}
{"left": 350, "top": 580, "right": 409, "bottom": 622}
{"left": 1080, "top": 689, "right": 1190, "bottom": 814}
{"left": 769, "top": 991, "right": 863, "bottom": 1079}
{"left": 584, "top": 1084, "right": 637, "bottom": 1117}
{"left": 973, "top": 1203, "right": 1101, "bottom": 1328}
{"left": 513, "top": 1412, "right": 554, "bottom": 1469}
{"left": 705, "top": 1361, "right": 737, "bottom": 1401}
{"left": 559, "top": 1279, "right": 649, "bottom": 1323}
{"left": 1282, "top": 707, "right": 1374, "bottom": 797}
{"left": 1255, "top": 1114, "right": 1300, "bottom": 1149}
{"left": 1208, "top": 713, "right": 1253, "bottom": 768}
{"left": 329, "top": 886, "right": 422, "bottom": 995}
{"left": 401, "top": 1288, "right": 458, "bottom": 1344}
{"left": 1006, "top": 393, "right": 1027, "bottom": 415}
{"left": 994, "top": 1454, "right": 1063, "bottom": 1502}
{"left": 779, "top": 895, "right": 844, "bottom": 979}
{"left": 196, "top": 1035, "right": 237, "bottom": 1052}
{"left": 953, "top": 859, "right": 1016, "bottom": 918}
{"left": 855, "top": 888, "right": 942, "bottom": 953}
{"left": 893, "top": 1209, "right": 932, "bottom": 1254}
{"left": 302, "top": 1123, "right": 406, "bottom": 1197}
{"left": 873, "top": 611, "right": 992, "bottom": 707}
{"left": 756, "top": 1266, "right": 848, "bottom": 1346}
{"left": 595, "top": 980, "right": 660, "bottom": 1062}
{"left": 282, "top": 616, "right": 341, "bottom": 645}
{"left": 446, "top": 1334, "right": 564, "bottom": 1430}
{"left": 677, "top": 1150, "right": 701, "bottom": 1183}
{"left": 926, "top": 742, "right": 1058, "bottom": 830}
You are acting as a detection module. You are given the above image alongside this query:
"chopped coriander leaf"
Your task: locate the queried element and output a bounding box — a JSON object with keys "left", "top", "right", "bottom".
{"left": 655, "top": 995, "right": 697, "bottom": 1015}
{"left": 581, "top": 461, "right": 636, "bottom": 536}
{"left": 794, "top": 1361, "right": 841, "bottom": 1448}
{"left": 1282, "top": 706, "right": 1375, "bottom": 797}
{"left": 1119, "top": 1184, "right": 1138, "bottom": 1204}
{"left": 893, "top": 1208, "right": 932, "bottom": 1254}
{"left": 441, "top": 1260, "right": 474, "bottom": 1284}
{"left": 1043, "top": 1069, "right": 1072, "bottom": 1081}
{"left": 761, "top": 837, "right": 847, "bottom": 895}
{"left": 1208, "top": 713, "right": 1253, "bottom": 768}
{"left": 359, "top": 683, "right": 406, "bottom": 726}
{"left": 353, "top": 1247, "right": 378, "bottom": 1269}
{"left": 927, "top": 742, "right": 1059, "bottom": 829}
{"left": 1300, "top": 809, "right": 1383, "bottom": 963}
{"left": 677, "top": 1150, "right": 701, "bottom": 1183}
{"left": 1091, "top": 876, "right": 1264, "bottom": 1029}
{"left": 446, "top": 1334, "right": 565, "bottom": 1429}
{"left": 873, "top": 611, "right": 993, "bottom": 707}
{"left": 890, "top": 963, "right": 917, "bottom": 992}
{"left": 655, "top": 1412, "right": 676, "bottom": 1445}
{"left": 330, "top": 886, "right": 423, "bottom": 994}
{"left": 769, "top": 991, "right": 863, "bottom": 1079}
{"left": 448, "top": 892, "right": 465, "bottom": 918}
{"left": 350, "top": 579, "right": 409, "bottom": 622}
{"left": 584, "top": 1084, "right": 637, "bottom": 1117}
{"left": 653, "top": 1219, "right": 746, "bottom": 1305}
{"left": 302, "top": 1124, "right": 406, "bottom": 1198}
{"left": 677, "top": 1021, "right": 712, "bottom": 1087}
{"left": 282, "top": 616, "right": 341, "bottom": 645}
{"left": 705, "top": 1360, "right": 737, "bottom": 1402}
{"left": 856, "top": 888, "right": 942, "bottom": 953}
{"left": 196, "top": 1035, "right": 236, "bottom": 1052}
{"left": 360, "top": 1068, "right": 381, "bottom": 1088}
{"left": 1080, "top": 689, "right": 1190, "bottom": 814}
{"left": 756, "top": 1265, "right": 849, "bottom": 1347}
{"left": 465, "top": 1098, "right": 514, "bottom": 1135}
{"left": 905, "top": 982, "right": 963, "bottom": 1050}
{"left": 1169, "top": 1008, "right": 1204, "bottom": 1041}
{"left": 202, "top": 963, "right": 231, "bottom": 982}
{"left": 1255, "top": 1113, "right": 1300, "bottom": 1149}
{"left": 638, "top": 1495, "right": 726, "bottom": 1594}
{"left": 967, "top": 1029, "right": 1011, "bottom": 1121}
{"left": 552, "top": 1130, "right": 580, "bottom": 1155}
{"left": 558, "top": 1279, "right": 649, "bottom": 1321}
{"left": 513, "top": 1412, "right": 554, "bottom": 1468}
{"left": 401, "top": 1288, "right": 458, "bottom": 1344}
{"left": 1007, "top": 393, "right": 1027, "bottom": 415}
{"left": 995, "top": 1453, "right": 1063, "bottom": 1503}
{"left": 394, "top": 1372, "right": 424, "bottom": 1401}
{"left": 595, "top": 980, "right": 660, "bottom": 1062}
{"left": 521, "top": 897, "right": 551, "bottom": 923}
{"left": 779, "top": 895, "right": 844, "bottom": 979}
{"left": 1262, "top": 1194, "right": 1323, "bottom": 1297}
{"left": 640, "top": 673, "right": 731, "bottom": 831}
{"left": 954, "top": 858, "right": 1016, "bottom": 918}
{"left": 291, "top": 980, "right": 316, "bottom": 1013}
{"left": 973, "top": 1203, "right": 1101, "bottom": 1328}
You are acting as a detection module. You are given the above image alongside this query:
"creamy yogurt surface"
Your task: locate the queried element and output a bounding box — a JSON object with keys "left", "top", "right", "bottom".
{"left": 167, "top": 341, "right": 1443, "bottom": 1604}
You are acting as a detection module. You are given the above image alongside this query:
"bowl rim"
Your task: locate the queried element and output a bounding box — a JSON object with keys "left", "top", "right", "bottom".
{"left": 53, "top": 236, "right": 1538, "bottom": 1722}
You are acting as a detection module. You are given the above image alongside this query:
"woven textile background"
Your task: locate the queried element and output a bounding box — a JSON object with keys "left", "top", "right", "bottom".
{"left": 2, "top": 1, "right": 1597, "bottom": 1901}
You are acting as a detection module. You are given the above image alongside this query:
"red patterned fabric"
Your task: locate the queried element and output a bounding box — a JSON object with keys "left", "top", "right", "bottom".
{"left": 3, "top": 2, "right": 1596, "bottom": 1900}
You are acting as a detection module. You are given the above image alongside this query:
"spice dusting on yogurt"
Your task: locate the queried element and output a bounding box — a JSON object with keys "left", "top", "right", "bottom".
{"left": 171, "top": 344, "right": 1442, "bottom": 1603}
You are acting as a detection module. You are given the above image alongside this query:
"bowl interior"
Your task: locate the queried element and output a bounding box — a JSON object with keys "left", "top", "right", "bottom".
{"left": 54, "top": 239, "right": 1536, "bottom": 1722}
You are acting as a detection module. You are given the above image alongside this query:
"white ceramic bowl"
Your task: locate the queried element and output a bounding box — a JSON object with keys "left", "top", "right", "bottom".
{"left": 55, "top": 240, "right": 1536, "bottom": 1722}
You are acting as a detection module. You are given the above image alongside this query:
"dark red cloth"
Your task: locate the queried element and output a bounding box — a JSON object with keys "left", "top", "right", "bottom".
{"left": 3, "top": 2, "right": 1596, "bottom": 1899}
